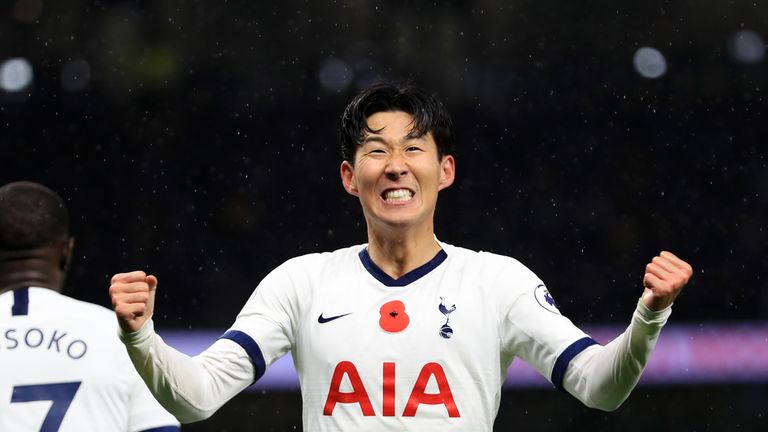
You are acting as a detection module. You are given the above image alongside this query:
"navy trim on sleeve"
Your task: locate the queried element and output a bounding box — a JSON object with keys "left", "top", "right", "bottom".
{"left": 551, "top": 336, "right": 599, "bottom": 392}
{"left": 359, "top": 248, "right": 447, "bottom": 287}
{"left": 219, "top": 330, "right": 266, "bottom": 383}
{"left": 12, "top": 287, "right": 30, "bottom": 316}
{"left": 140, "top": 427, "right": 180, "bottom": 432}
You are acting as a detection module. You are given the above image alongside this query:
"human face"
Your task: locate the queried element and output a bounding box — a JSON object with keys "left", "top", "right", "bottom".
{"left": 340, "top": 110, "right": 455, "bottom": 232}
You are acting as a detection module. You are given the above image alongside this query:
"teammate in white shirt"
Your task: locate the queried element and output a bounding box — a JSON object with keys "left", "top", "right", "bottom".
{"left": 110, "top": 83, "right": 693, "bottom": 431}
{"left": 0, "top": 181, "right": 180, "bottom": 432}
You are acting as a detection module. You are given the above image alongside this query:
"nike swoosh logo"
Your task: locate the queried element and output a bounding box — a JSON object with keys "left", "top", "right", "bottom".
{"left": 318, "top": 312, "right": 352, "bottom": 324}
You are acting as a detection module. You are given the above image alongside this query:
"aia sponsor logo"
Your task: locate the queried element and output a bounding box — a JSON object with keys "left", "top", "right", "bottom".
{"left": 323, "top": 361, "right": 460, "bottom": 418}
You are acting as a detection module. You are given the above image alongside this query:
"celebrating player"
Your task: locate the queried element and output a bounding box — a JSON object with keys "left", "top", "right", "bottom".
{"left": 110, "top": 83, "right": 693, "bottom": 431}
{"left": 0, "top": 181, "right": 180, "bottom": 432}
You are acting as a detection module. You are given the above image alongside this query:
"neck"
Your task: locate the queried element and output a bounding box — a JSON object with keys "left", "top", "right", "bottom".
{"left": 366, "top": 222, "right": 441, "bottom": 279}
{"left": 0, "top": 256, "right": 63, "bottom": 296}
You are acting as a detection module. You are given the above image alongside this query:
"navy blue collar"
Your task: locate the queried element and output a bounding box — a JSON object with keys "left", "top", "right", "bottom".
{"left": 11, "top": 287, "right": 30, "bottom": 316}
{"left": 359, "top": 248, "right": 447, "bottom": 287}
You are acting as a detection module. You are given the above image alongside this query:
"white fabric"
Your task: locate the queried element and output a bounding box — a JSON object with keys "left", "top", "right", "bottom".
{"left": 563, "top": 300, "right": 671, "bottom": 410}
{"left": 119, "top": 242, "right": 670, "bottom": 431}
{"left": 120, "top": 322, "right": 253, "bottom": 423}
{"left": 0, "top": 287, "right": 180, "bottom": 432}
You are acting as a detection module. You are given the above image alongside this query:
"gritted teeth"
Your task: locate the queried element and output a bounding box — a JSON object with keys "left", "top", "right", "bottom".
{"left": 382, "top": 188, "right": 414, "bottom": 201}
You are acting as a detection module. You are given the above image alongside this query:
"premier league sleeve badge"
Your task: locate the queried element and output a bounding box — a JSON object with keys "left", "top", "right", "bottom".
{"left": 534, "top": 284, "right": 561, "bottom": 314}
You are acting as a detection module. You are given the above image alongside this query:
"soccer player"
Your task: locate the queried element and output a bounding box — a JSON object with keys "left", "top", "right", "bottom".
{"left": 0, "top": 181, "right": 180, "bottom": 432}
{"left": 110, "top": 83, "right": 693, "bottom": 431}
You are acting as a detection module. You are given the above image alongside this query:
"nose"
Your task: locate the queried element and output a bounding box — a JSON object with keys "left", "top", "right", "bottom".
{"left": 385, "top": 150, "right": 408, "bottom": 180}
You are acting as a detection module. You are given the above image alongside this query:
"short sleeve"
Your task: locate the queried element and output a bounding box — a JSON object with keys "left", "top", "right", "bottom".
{"left": 222, "top": 260, "right": 300, "bottom": 381}
{"left": 498, "top": 260, "right": 597, "bottom": 389}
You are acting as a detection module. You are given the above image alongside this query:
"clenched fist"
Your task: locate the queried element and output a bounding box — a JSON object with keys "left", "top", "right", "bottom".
{"left": 109, "top": 271, "right": 158, "bottom": 333}
{"left": 642, "top": 251, "right": 693, "bottom": 311}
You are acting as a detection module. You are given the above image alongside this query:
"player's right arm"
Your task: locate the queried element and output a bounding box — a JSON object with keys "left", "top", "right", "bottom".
{"left": 109, "top": 272, "right": 256, "bottom": 423}
{"left": 110, "top": 271, "right": 156, "bottom": 333}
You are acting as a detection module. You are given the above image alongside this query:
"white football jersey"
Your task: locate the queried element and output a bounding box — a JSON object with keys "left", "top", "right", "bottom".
{"left": 224, "top": 241, "right": 597, "bottom": 431}
{"left": 0, "top": 287, "right": 180, "bottom": 432}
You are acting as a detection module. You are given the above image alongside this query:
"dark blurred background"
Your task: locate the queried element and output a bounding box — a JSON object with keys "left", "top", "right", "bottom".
{"left": 1, "top": 0, "right": 766, "bottom": 430}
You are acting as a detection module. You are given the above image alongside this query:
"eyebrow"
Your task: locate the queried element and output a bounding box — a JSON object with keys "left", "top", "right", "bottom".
{"left": 362, "top": 131, "right": 427, "bottom": 145}
{"left": 362, "top": 136, "right": 387, "bottom": 145}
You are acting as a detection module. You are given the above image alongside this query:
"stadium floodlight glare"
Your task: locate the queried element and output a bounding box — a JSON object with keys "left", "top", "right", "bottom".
{"left": 633, "top": 47, "right": 667, "bottom": 79}
{"left": 728, "top": 30, "right": 766, "bottom": 64}
{"left": 0, "top": 58, "right": 34, "bottom": 92}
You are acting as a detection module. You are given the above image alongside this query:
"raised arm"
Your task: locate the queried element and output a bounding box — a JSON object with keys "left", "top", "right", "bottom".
{"left": 641, "top": 251, "right": 693, "bottom": 311}
{"left": 110, "top": 271, "right": 157, "bottom": 333}
{"left": 563, "top": 251, "right": 693, "bottom": 411}
{"left": 109, "top": 272, "right": 255, "bottom": 423}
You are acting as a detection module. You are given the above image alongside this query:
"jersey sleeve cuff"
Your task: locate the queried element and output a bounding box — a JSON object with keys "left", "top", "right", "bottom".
{"left": 551, "top": 336, "right": 600, "bottom": 391}
{"left": 119, "top": 318, "right": 155, "bottom": 346}
{"left": 219, "top": 330, "right": 267, "bottom": 383}
{"left": 634, "top": 298, "right": 672, "bottom": 326}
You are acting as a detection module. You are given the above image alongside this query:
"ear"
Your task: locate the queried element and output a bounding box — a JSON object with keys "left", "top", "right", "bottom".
{"left": 60, "top": 237, "right": 75, "bottom": 271}
{"left": 340, "top": 160, "right": 359, "bottom": 196}
{"left": 438, "top": 155, "right": 455, "bottom": 191}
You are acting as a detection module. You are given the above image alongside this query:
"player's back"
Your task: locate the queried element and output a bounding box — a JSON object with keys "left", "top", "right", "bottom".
{"left": 0, "top": 287, "right": 179, "bottom": 432}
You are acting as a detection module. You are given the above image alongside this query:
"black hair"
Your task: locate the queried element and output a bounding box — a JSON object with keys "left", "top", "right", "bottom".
{"left": 0, "top": 181, "right": 70, "bottom": 250}
{"left": 339, "top": 82, "right": 455, "bottom": 163}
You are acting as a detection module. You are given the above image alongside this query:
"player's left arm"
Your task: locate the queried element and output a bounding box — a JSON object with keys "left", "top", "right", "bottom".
{"left": 562, "top": 251, "right": 693, "bottom": 411}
